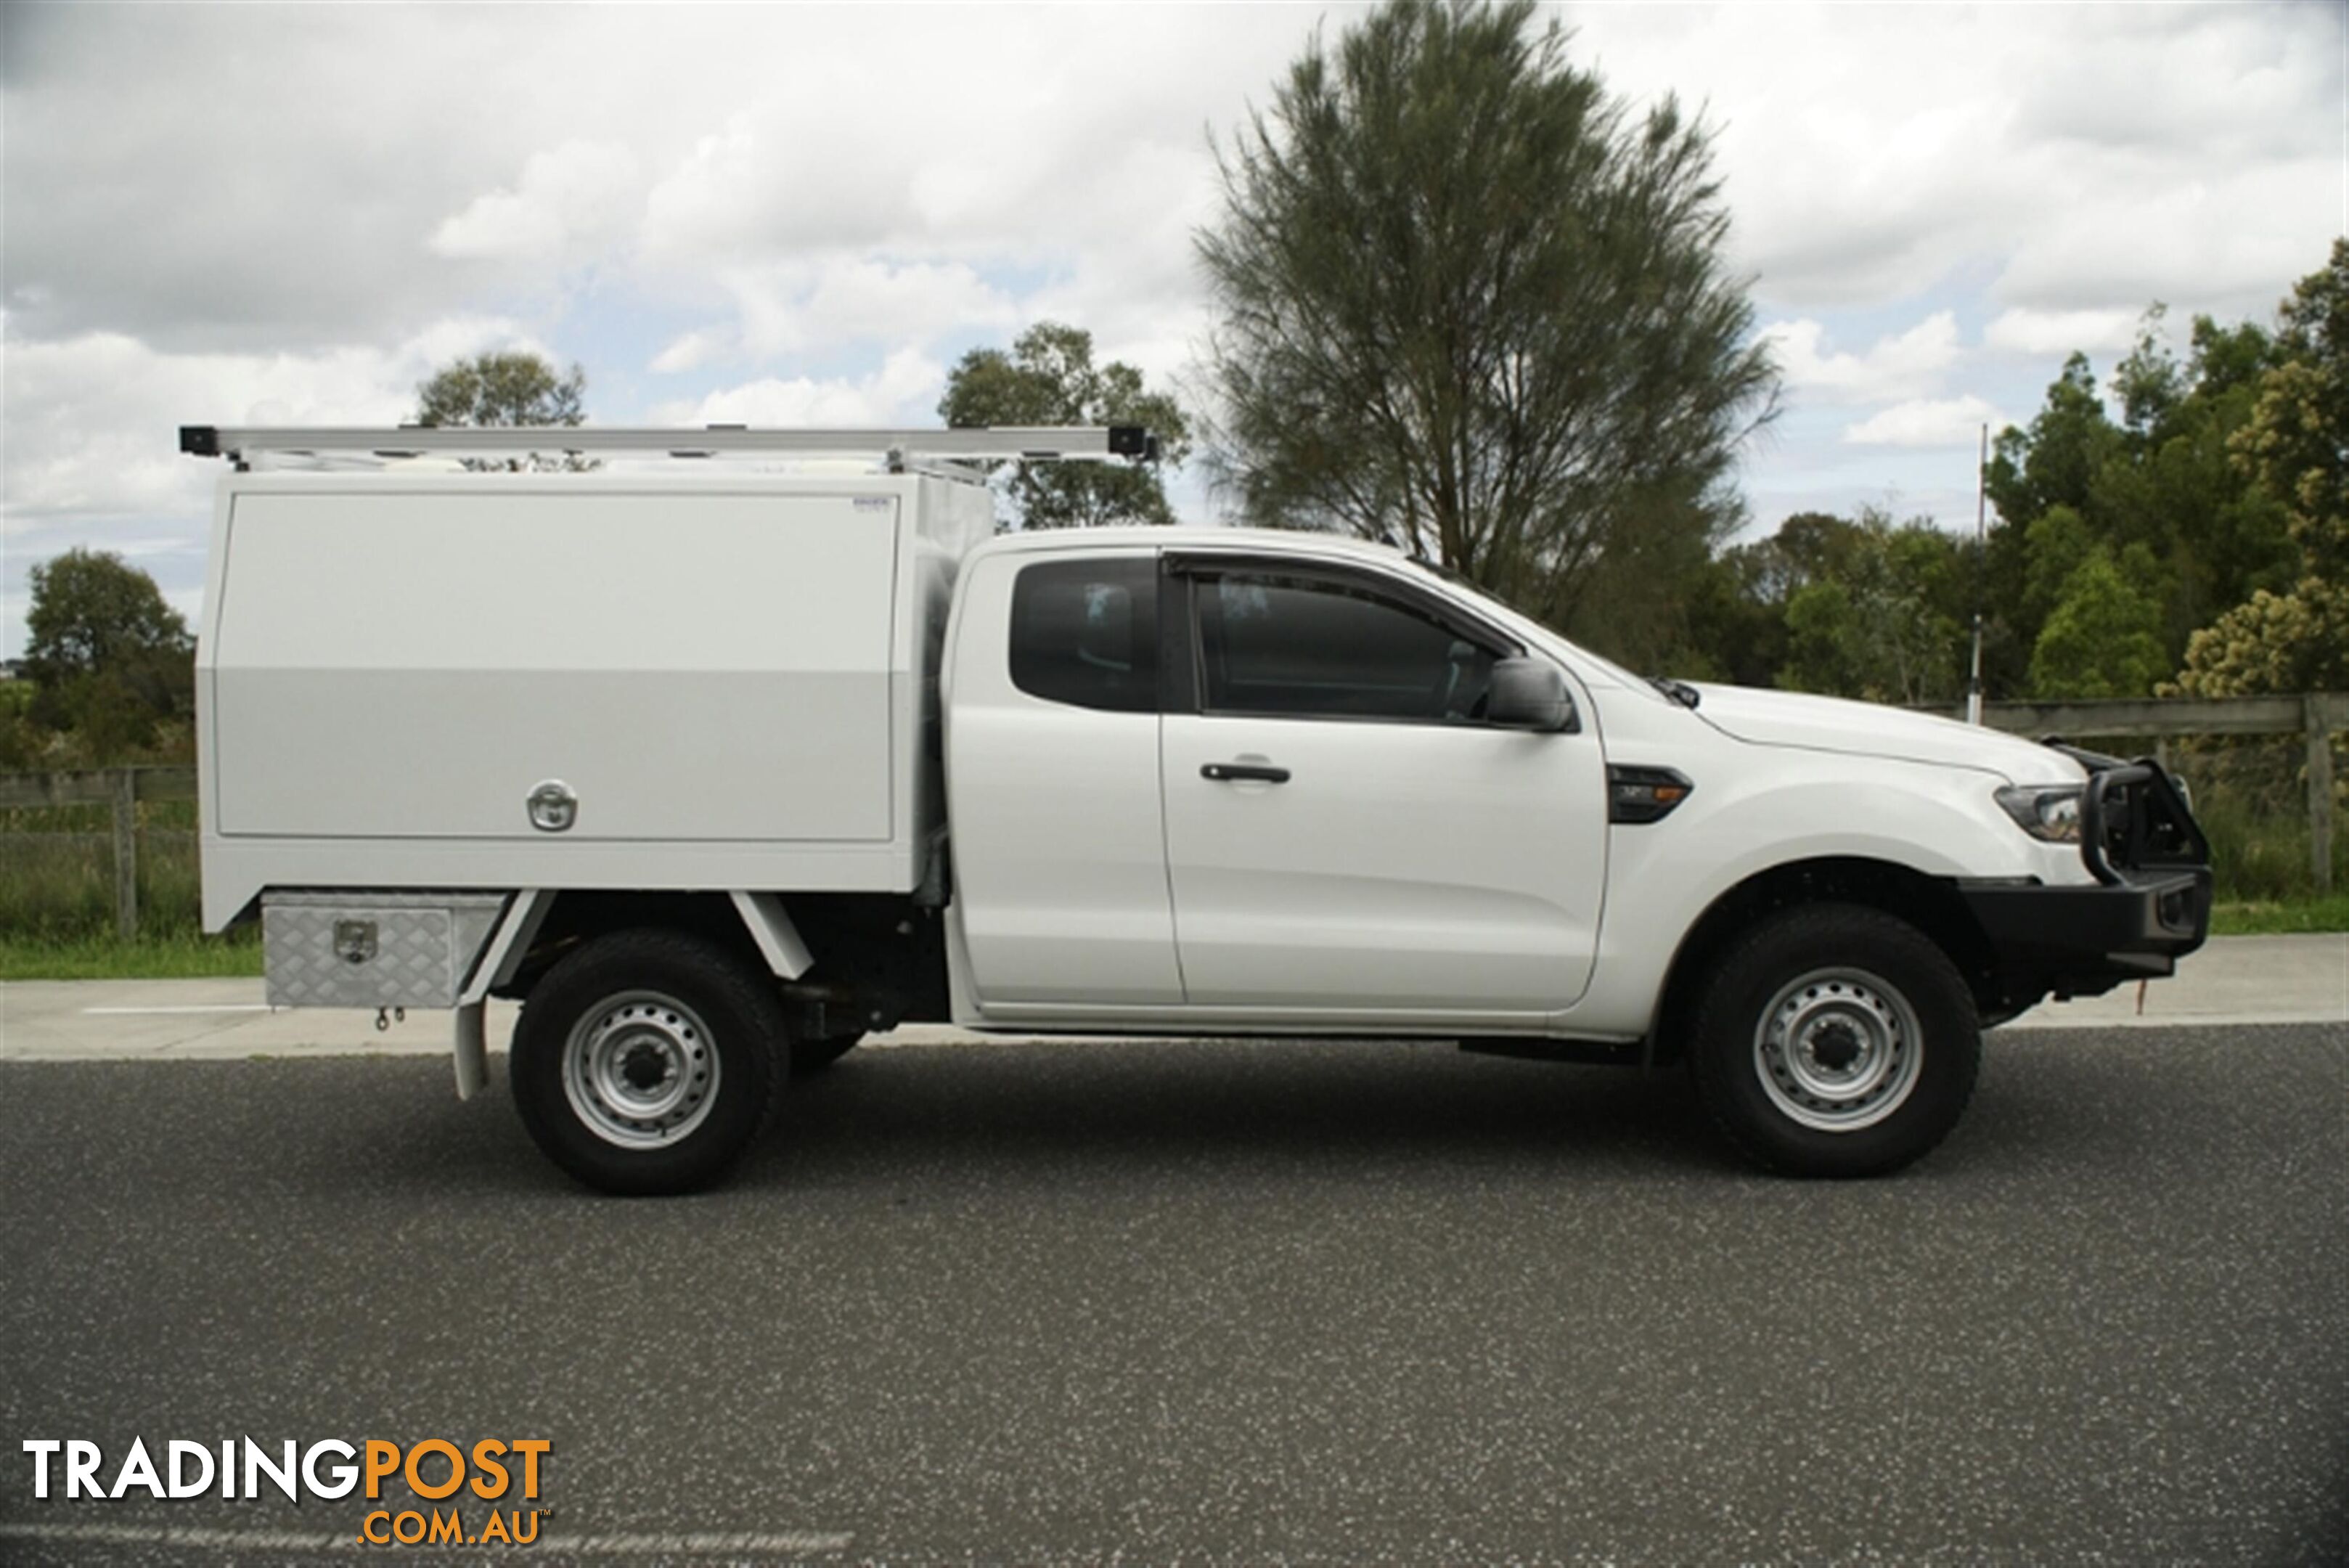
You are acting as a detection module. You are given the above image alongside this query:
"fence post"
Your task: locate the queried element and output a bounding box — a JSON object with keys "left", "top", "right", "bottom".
{"left": 110, "top": 767, "right": 140, "bottom": 940}
{"left": 2308, "top": 695, "right": 2336, "bottom": 897}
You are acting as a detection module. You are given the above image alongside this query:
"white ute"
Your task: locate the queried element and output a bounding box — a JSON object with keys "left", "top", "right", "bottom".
{"left": 181, "top": 423, "right": 2213, "bottom": 1192}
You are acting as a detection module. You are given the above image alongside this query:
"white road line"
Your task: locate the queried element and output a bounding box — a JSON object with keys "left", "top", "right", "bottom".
{"left": 81, "top": 1005, "right": 274, "bottom": 1016}
{"left": 0, "top": 1521, "right": 854, "bottom": 1555}
{"left": 568, "top": 1530, "right": 855, "bottom": 1554}
{"left": 0, "top": 1524, "right": 343, "bottom": 1551}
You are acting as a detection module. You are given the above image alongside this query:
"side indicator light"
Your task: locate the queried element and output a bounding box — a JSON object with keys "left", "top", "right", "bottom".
{"left": 1609, "top": 764, "right": 1695, "bottom": 825}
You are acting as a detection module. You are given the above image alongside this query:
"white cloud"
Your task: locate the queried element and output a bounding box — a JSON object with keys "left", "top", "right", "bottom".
{"left": 1842, "top": 396, "right": 2006, "bottom": 449}
{"left": 1759, "top": 312, "right": 1961, "bottom": 404}
{"left": 652, "top": 347, "right": 946, "bottom": 430}
{"left": 429, "top": 141, "right": 642, "bottom": 264}
{"left": 1566, "top": 1, "right": 2342, "bottom": 317}
{"left": 1983, "top": 308, "right": 2141, "bottom": 357}
{"left": 726, "top": 258, "right": 1018, "bottom": 360}
{"left": 649, "top": 329, "right": 726, "bottom": 376}
{"left": 2, "top": 317, "right": 551, "bottom": 529}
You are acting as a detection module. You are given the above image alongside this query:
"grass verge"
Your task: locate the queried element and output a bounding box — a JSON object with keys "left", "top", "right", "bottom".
{"left": 2209, "top": 894, "right": 2349, "bottom": 936}
{"left": 0, "top": 931, "right": 263, "bottom": 981}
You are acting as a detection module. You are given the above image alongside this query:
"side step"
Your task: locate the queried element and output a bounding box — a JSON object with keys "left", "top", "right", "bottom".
{"left": 1457, "top": 1037, "right": 1642, "bottom": 1068}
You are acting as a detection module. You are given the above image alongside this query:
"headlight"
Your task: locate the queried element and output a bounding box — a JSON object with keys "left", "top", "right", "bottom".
{"left": 1995, "top": 785, "right": 2083, "bottom": 843}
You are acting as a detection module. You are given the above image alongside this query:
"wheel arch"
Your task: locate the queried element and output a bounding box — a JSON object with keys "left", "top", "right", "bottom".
{"left": 494, "top": 891, "right": 784, "bottom": 1001}
{"left": 1648, "top": 856, "right": 2004, "bottom": 1068}
{"left": 490, "top": 889, "right": 945, "bottom": 1032}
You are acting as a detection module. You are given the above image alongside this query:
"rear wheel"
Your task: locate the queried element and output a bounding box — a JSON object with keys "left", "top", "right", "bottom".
{"left": 1688, "top": 903, "right": 1979, "bottom": 1177}
{"left": 510, "top": 929, "right": 785, "bottom": 1194}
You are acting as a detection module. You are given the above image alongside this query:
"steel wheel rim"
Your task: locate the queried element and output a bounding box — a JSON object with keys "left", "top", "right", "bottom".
{"left": 1752, "top": 967, "right": 1924, "bottom": 1132}
{"left": 561, "top": 990, "right": 722, "bottom": 1149}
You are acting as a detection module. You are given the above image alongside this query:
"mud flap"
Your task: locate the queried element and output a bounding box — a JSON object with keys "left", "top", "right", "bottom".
{"left": 454, "top": 1002, "right": 489, "bottom": 1101}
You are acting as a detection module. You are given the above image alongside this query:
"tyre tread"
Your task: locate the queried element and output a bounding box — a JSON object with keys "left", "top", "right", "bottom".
{"left": 510, "top": 928, "right": 788, "bottom": 1194}
{"left": 1687, "top": 902, "right": 1980, "bottom": 1177}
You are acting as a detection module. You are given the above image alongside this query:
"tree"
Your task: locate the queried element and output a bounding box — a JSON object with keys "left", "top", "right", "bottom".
{"left": 414, "top": 352, "right": 586, "bottom": 428}
{"left": 2176, "top": 240, "right": 2349, "bottom": 696}
{"left": 1196, "top": 0, "right": 1778, "bottom": 634}
{"left": 1985, "top": 354, "right": 2120, "bottom": 531}
{"left": 1982, "top": 296, "right": 2294, "bottom": 698}
{"left": 2028, "top": 549, "right": 2168, "bottom": 700}
{"left": 22, "top": 548, "right": 195, "bottom": 754}
{"left": 414, "top": 351, "right": 589, "bottom": 472}
{"left": 1773, "top": 510, "right": 1967, "bottom": 705}
{"left": 938, "top": 322, "right": 1191, "bottom": 529}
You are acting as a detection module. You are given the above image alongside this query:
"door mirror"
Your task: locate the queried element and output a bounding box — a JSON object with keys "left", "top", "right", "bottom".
{"left": 1487, "top": 657, "right": 1576, "bottom": 732}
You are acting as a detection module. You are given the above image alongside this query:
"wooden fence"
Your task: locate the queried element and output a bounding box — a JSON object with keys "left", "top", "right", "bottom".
{"left": 0, "top": 766, "right": 197, "bottom": 939}
{"left": 1, "top": 692, "right": 2342, "bottom": 938}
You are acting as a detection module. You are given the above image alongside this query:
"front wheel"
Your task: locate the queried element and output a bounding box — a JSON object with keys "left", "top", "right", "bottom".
{"left": 1687, "top": 903, "right": 1980, "bottom": 1177}
{"left": 510, "top": 929, "right": 786, "bottom": 1194}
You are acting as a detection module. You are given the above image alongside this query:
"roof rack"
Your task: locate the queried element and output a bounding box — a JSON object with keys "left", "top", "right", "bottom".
{"left": 177, "top": 424, "right": 1159, "bottom": 467}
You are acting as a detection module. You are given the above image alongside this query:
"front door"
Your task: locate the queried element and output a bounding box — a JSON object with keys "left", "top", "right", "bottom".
{"left": 1159, "top": 560, "right": 1606, "bottom": 1018}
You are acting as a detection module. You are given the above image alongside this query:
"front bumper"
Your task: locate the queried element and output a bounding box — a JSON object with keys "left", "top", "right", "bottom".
{"left": 1959, "top": 868, "right": 2212, "bottom": 1000}
{"left": 1962, "top": 742, "right": 2213, "bottom": 1003}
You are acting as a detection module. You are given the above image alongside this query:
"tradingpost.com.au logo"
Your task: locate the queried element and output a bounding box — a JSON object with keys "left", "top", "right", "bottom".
{"left": 21, "top": 1437, "right": 552, "bottom": 1548}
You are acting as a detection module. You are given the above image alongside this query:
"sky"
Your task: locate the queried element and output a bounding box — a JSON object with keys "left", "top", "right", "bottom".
{"left": 2, "top": 1, "right": 2343, "bottom": 657}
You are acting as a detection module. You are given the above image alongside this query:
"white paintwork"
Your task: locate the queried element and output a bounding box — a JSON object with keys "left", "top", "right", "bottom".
{"left": 1558, "top": 692, "right": 2088, "bottom": 1040}
{"left": 200, "top": 464, "right": 2116, "bottom": 1051}
{"left": 932, "top": 527, "right": 2089, "bottom": 1040}
{"left": 729, "top": 891, "right": 814, "bottom": 980}
{"left": 1690, "top": 682, "right": 2083, "bottom": 784}
{"left": 198, "top": 471, "right": 992, "bottom": 927}
{"left": 942, "top": 546, "right": 1183, "bottom": 1007}
{"left": 457, "top": 889, "right": 552, "bottom": 1007}
{"left": 1160, "top": 711, "right": 1605, "bottom": 1013}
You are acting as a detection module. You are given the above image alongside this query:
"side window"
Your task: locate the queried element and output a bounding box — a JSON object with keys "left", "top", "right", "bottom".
{"left": 1196, "top": 572, "right": 1498, "bottom": 722}
{"left": 1008, "top": 558, "right": 1159, "bottom": 714}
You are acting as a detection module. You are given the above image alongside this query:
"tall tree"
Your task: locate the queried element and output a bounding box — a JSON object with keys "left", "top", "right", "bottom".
{"left": 939, "top": 322, "right": 1190, "bottom": 529}
{"left": 22, "top": 548, "right": 195, "bottom": 754}
{"left": 1196, "top": 0, "right": 1778, "bottom": 633}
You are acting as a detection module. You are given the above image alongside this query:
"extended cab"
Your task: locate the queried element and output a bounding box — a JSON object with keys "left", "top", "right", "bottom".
{"left": 181, "top": 424, "right": 2212, "bottom": 1191}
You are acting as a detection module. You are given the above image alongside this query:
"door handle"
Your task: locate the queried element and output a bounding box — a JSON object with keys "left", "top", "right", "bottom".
{"left": 1202, "top": 762, "right": 1291, "bottom": 784}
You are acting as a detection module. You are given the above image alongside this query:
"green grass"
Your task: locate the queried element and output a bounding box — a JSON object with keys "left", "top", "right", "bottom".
{"left": 2209, "top": 894, "right": 2349, "bottom": 936}
{"left": 0, "top": 929, "right": 262, "bottom": 980}
{"left": 0, "top": 823, "right": 205, "bottom": 941}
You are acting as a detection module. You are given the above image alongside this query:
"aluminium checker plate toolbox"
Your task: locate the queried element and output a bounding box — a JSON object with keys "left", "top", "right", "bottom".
{"left": 262, "top": 891, "right": 511, "bottom": 1010}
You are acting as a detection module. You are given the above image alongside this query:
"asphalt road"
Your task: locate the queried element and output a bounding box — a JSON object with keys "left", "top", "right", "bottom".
{"left": 2, "top": 1026, "right": 2344, "bottom": 1566}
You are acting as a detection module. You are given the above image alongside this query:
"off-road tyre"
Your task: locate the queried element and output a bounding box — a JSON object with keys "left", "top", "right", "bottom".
{"left": 1688, "top": 902, "right": 1980, "bottom": 1178}
{"left": 510, "top": 928, "right": 788, "bottom": 1195}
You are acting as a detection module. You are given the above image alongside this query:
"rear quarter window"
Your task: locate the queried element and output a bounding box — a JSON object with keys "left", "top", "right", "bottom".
{"left": 1008, "top": 558, "right": 1159, "bottom": 713}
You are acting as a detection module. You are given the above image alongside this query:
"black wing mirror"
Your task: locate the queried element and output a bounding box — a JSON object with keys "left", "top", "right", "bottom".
{"left": 1488, "top": 657, "right": 1576, "bottom": 732}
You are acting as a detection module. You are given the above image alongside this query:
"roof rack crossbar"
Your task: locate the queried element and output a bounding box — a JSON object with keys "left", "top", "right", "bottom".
{"left": 178, "top": 425, "right": 1157, "bottom": 464}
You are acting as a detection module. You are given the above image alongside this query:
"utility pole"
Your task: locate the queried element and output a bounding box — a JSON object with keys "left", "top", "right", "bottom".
{"left": 1966, "top": 422, "right": 1988, "bottom": 726}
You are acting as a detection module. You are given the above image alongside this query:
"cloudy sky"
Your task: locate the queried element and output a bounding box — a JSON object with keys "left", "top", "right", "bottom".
{"left": 3, "top": 1, "right": 2342, "bottom": 656}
